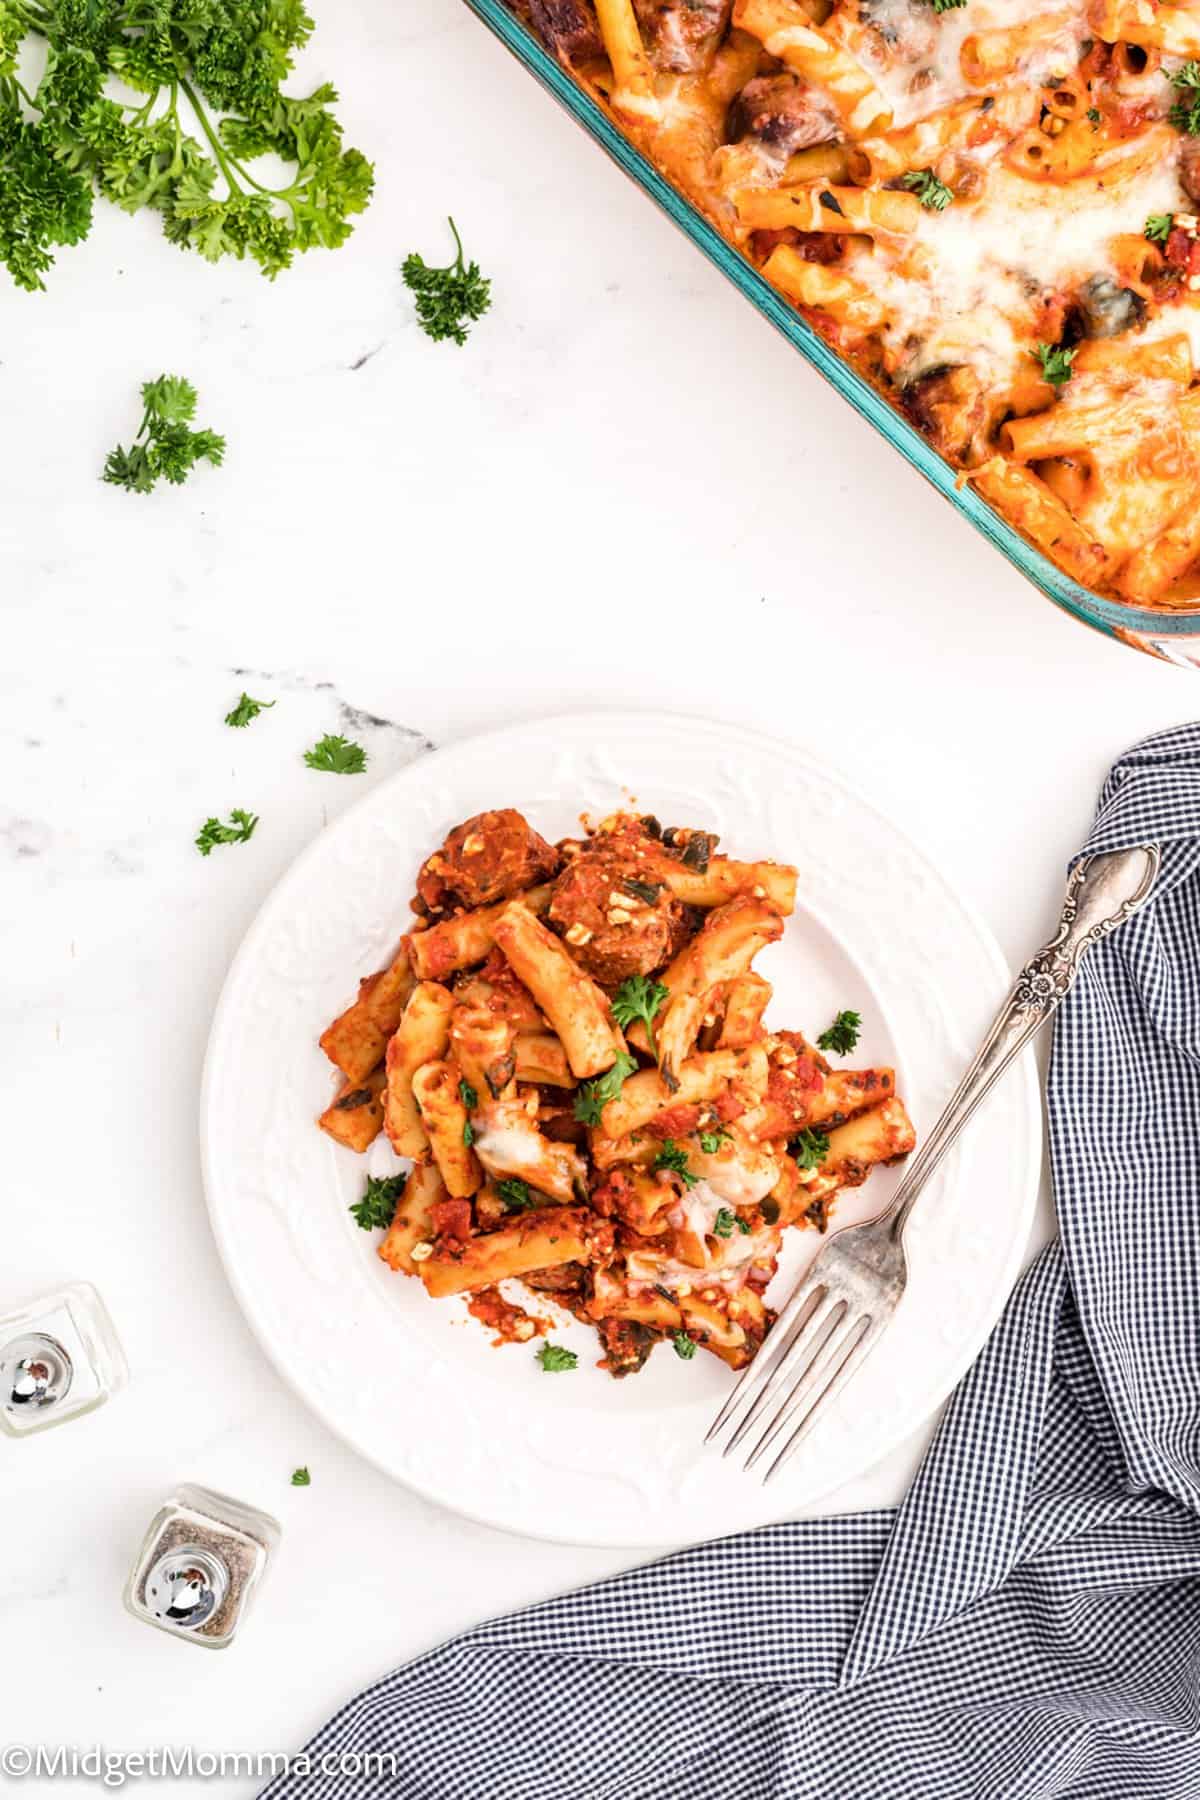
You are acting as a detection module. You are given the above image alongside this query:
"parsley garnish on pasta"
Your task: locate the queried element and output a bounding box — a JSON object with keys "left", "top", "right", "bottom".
{"left": 901, "top": 170, "right": 953, "bottom": 212}
{"left": 498, "top": 1179, "right": 537, "bottom": 1212}
{"left": 574, "top": 1053, "right": 638, "bottom": 1126}
{"left": 611, "top": 975, "right": 670, "bottom": 1058}
{"left": 1034, "top": 343, "right": 1077, "bottom": 390}
{"left": 790, "top": 1128, "right": 831, "bottom": 1172}
{"left": 653, "top": 1140, "right": 698, "bottom": 1188}
{"left": 713, "top": 1208, "right": 752, "bottom": 1237}
{"left": 1169, "top": 63, "right": 1200, "bottom": 135}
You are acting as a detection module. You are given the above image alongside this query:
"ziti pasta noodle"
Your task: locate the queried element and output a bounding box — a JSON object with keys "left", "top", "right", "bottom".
{"left": 506, "top": 0, "right": 1200, "bottom": 609}
{"left": 317, "top": 806, "right": 914, "bottom": 1377}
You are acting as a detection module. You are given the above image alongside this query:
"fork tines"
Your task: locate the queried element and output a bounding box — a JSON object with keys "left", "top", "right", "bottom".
{"left": 706, "top": 1274, "right": 879, "bottom": 1484}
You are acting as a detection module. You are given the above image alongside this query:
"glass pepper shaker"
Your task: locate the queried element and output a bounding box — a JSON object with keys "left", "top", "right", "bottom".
{"left": 0, "top": 1280, "right": 128, "bottom": 1437}
{"left": 124, "top": 1484, "right": 281, "bottom": 1649}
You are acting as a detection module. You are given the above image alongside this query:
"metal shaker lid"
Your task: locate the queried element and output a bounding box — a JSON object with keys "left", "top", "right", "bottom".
{"left": 144, "top": 1546, "right": 229, "bottom": 1631}
{"left": 0, "top": 1332, "right": 73, "bottom": 1412}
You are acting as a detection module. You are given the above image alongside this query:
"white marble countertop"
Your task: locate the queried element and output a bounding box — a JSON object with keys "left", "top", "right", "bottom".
{"left": 3, "top": 1, "right": 1198, "bottom": 1790}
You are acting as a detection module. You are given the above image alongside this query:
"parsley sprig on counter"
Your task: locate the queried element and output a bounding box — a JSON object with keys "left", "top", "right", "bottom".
{"left": 902, "top": 169, "right": 953, "bottom": 211}
{"left": 0, "top": 0, "right": 373, "bottom": 293}
{"left": 195, "top": 808, "right": 257, "bottom": 855}
{"left": 103, "top": 375, "right": 225, "bottom": 494}
{"left": 611, "top": 975, "right": 669, "bottom": 1059}
{"left": 1034, "top": 342, "right": 1077, "bottom": 390}
{"left": 403, "top": 217, "right": 491, "bottom": 345}
{"left": 304, "top": 734, "right": 367, "bottom": 774}
{"left": 225, "top": 692, "right": 274, "bottom": 728}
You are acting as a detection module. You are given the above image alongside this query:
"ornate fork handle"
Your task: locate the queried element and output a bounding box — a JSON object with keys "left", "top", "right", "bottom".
{"left": 886, "top": 843, "right": 1161, "bottom": 1242}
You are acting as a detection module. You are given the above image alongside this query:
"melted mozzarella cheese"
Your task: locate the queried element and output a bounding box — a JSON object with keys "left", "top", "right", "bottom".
{"left": 473, "top": 1117, "right": 544, "bottom": 1171}
{"left": 628, "top": 1227, "right": 776, "bottom": 1294}
{"left": 675, "top": 1181, "right": 726, "bottom": 1242}
{"left": 647, "top": 1157, "right": 782, "bottom": 1287}
{"left": 850, "top": 0, "right": 1083, "bottom": 131}
{"left": 852, "top": 151, "right": 1185, "bottom": 387}
{"left": 1140, "top": 302, "right": 1200, "bottom": 364}
{"left": 690, "top": 1148, "right": 780, "bottom": 1206}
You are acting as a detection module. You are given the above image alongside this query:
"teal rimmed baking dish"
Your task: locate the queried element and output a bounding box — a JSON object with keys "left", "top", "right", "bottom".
{"left": 463, "top": 0, "right": 1200, "bottom": 668}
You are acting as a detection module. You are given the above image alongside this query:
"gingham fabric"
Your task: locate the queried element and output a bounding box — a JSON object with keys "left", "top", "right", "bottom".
{"left": 263, "top": 724, "right": 1200, "bottom": 1800}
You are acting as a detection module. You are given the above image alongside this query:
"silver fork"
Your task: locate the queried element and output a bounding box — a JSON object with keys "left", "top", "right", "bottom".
{"left": 707, "top": 842, "right": 1161, "bottom": 1485}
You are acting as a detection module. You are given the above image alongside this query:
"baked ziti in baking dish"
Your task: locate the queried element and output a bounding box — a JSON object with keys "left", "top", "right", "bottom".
{"left": 503, "top": 0, "right": 1200, "bottom": 610}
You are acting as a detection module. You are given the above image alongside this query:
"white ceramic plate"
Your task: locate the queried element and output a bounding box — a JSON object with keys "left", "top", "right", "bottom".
{"left": 201, "top": 713, "right": 1041, "bottom": 1548}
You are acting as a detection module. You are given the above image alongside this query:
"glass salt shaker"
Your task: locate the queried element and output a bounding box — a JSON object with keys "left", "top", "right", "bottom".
{"left": 124, "top": 1483, "right": 281, "bottom": 1649}
{"left": 0, "top": 1280, "right": 128, "bottom": 1437}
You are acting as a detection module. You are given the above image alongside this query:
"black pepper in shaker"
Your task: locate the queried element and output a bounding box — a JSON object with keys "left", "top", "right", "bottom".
{"left": 124, "top": 1484, "right": 281, "bottom": 1649}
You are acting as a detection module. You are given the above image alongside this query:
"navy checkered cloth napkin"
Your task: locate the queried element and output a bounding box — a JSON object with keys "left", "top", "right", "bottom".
{"left": 263, "top": 723, "right": 1200, "bottom": 1800}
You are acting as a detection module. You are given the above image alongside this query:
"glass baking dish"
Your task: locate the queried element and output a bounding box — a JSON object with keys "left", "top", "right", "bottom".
{"left": 463, "top": 0, "right": 1200, "bottom": 668}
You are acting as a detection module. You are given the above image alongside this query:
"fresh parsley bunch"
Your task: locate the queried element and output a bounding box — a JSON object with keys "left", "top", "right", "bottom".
{"left": 0, "top": 0, "right": 373, "bottom": 293}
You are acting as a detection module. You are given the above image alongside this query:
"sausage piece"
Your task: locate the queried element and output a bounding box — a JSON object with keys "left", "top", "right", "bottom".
{"left": 1180, "top": 138, "right": 1200, "bottom": 207}
{"left": 727, "top": 74, "right": 841, "bottom": 155}
{"left": 414, "top": 809, "right": 561, "bottom": 916}
{"left": 525, "top": 0, "right": 604, "bottom": 62}
{"left": 904, "top": 363, "right": 993, "bottom": 467}
{"left": 550, "top": 822, "right": 685, "bottom": 987}
{"left": 635, "top": 0, "right": 732, "bottom": 71}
